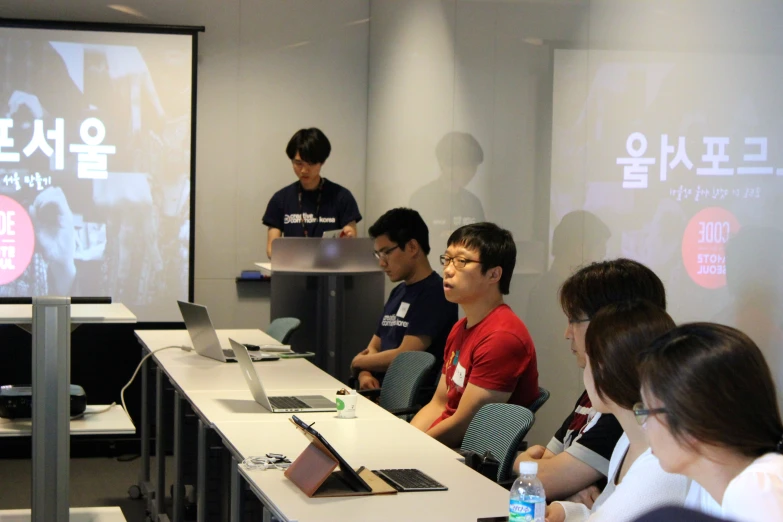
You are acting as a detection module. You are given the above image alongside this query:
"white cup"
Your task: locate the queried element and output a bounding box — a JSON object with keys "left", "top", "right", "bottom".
{"left": 336, "top": 390, "right": 358, "bottom": 419}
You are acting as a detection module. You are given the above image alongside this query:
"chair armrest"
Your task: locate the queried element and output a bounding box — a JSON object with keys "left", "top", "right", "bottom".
{"left": 357, "top": 388, "right": 381, "bottom": 400}
{"left": 387, "top": 405, "right": 423, "bottom": 417}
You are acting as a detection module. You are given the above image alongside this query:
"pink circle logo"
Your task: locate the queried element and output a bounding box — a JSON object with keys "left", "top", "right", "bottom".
{"left": 681, "top": 207, "right": 740, "bottom": 289}
{"left": 0, "top": 195, "right": 35, "bottom": 285}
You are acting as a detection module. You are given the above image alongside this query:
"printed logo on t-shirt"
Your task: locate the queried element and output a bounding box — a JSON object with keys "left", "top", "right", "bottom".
{"left": 396, "top": 302, "right": 410, "bottom": 318}
{"left": 381, "top": 314, "right": 409, "bottom": 328}
{"left": 283, "top": 213, "right": 337, "bottom": 225}
{"left": 452, "top": 362, "right": 466, "bottom": 388}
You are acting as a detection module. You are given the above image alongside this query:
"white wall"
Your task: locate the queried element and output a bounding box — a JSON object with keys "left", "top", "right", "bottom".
{"left": 367, "top": 0, "right": 581, "bottom": 445}
{"left": 367, "top": 0, "right": 783, "bottom": 447}
{"left": 0, "top": 0, "right": 371, "bottom": 329}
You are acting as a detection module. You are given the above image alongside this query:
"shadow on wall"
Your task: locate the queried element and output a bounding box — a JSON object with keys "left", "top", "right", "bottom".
{"left": 408, "top": 132, "right": 486, "bottom": 259}
{"left": 713, "top": 225, "right": 783, "bottom": 410}
{"left": 524, "top": 210, "right": 610, "bottom": 424}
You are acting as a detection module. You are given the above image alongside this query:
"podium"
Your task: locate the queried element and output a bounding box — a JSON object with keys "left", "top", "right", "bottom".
{"left": 268, "top": 238, "right": 384, "bottom": 383}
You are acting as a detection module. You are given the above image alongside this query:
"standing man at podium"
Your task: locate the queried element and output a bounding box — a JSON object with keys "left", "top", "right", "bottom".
{"left": 263, "top": 128, "right": 362, "bottom": 258}
{"left": 351, "top": 208, "right": 458, "bottom": 390}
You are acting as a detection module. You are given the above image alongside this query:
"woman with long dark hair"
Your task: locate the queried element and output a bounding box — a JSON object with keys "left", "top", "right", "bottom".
{"left": 545, "top": 300, "right": 687, "bottom": 521}
{"left": 637, "top": 323, "right": 783, "bottom": 522}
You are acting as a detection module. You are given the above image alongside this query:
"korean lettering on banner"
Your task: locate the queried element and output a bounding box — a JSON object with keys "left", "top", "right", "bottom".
{"left": 24, "top": 173, "right": 52, "bottom": 191}
{"left": 660, "top": 134, "right": 693, "bottom": 181}
{"left": 69, "top": 118, "right": 116, "bottom": 179}
{"left": 23, "top": 118, "right": 65, "bottom": 170}
{"left": 619, "top": 133, "right": 783, "bottom": 189}
{"left": 0, "top": 117, "right": 116, "bottom": 180}
{"left": 0, "top": 119, "right": 20, "bottom": 163}
{"left": 617, "top": 132, "right": 655, "bottom": 188}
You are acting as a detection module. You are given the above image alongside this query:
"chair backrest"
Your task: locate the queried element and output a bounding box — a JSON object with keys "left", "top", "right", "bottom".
{"left": 379, "top": 351, "right": 437, "bottom": 412}
{"left": 527, "top": 387, "right": 550, "bottom": 414}
{"left": 461, "top": 403, "right": 535, "bottom": 483}
{"left": 265, "top": 317, "right": 301, "bottom": 344}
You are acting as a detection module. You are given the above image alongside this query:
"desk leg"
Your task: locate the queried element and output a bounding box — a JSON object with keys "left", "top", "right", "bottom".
{"left": 196, "top": 419, "right": 206, "bottom": 522}
{"left": 230, "top": 457, "right": 243, "bottom": 522}
{"left": 325, "top": 274, "right": 338, "bottom": 377}
{"left": 173, "top": 391, "right": 184, "bottom": 522}
{"left": 139, "top": 351, "right": 150, "bottom": 488}
{"left": 156, "top": 367, "right": 168, "bottom": 522}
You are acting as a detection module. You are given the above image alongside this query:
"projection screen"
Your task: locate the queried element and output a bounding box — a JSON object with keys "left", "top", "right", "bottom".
{"left": 0, "top": 20, "right": 200, "bottom": 321}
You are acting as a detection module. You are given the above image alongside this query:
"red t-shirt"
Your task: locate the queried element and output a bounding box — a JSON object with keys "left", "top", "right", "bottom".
{"left": 430, "top": 304, "right": 538, "bottom": 428}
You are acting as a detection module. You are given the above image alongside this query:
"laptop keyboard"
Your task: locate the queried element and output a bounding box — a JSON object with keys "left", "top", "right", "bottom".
{"left": 374, "top": 469, "right": 447, "bottom": 492}
{"left": 269, "top": 396, "right": 311, "bottom": 410}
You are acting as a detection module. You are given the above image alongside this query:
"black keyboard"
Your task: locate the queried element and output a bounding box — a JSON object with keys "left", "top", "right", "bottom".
{"left": 269, "top": 396, "right": 311, "bottom": 410}
{"left": 374, "top": 469, "right": 447, "bottom": 492}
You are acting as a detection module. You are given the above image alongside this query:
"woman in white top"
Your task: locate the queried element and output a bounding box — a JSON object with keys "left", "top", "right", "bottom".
{"left": 545, "top": 300, "right": 688, "bottom": 522}
{"left": 637, "top": 322, "right": 783, "bottom": 522}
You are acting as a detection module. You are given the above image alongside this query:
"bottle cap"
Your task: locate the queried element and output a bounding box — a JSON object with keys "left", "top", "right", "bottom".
{"left": 519, "top": 461, "right": 538, "bottom": 476}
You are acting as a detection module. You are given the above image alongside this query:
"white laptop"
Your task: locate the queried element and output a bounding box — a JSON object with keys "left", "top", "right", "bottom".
{"left": 229, "top": 338, "right": 336, "bottom": 412}
{"left": 177, "top": 301, "right": 281, "bottom": 363}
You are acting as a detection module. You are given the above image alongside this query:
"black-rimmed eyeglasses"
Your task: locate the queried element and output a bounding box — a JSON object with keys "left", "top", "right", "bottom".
{"left": 439, "top": 255, "right": 480, "bottom": 270}
{"left": 373, "top": 245, "right": 400, "bottom": 260}
{"left": 632, "top": 402, "right": 668, "bottom": 426}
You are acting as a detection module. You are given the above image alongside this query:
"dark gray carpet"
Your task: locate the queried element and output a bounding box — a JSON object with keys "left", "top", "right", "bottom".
{"left": 0, "top": 456, "right": 174, "bottom": 522}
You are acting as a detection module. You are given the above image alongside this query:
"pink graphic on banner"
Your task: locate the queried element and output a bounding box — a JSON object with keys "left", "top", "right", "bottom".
{"left": 0, "top": 196, "right": 35, "bottom": 285}
{"left": 682, "top": 207, "right": 740, "bottom": 289}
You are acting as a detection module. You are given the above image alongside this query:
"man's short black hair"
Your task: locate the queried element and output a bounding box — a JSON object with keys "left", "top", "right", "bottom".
{"left": 447, "top": 222, "right": 516, "bottom": 295}
{"left": 368, "top": 208, "right": 431, "bottom": 255}
{"left": 285, "top": 128, "right": 331, "bottom": 164}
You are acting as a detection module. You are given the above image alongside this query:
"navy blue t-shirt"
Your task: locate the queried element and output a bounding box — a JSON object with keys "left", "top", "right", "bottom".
{"left": 262, "top": 178, "right": 362, "bottom": 237}
{"left": 375, "top": 271, "right": 458, "bottom": 367}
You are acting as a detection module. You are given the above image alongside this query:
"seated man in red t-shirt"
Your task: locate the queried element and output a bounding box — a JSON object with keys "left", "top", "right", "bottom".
{"left": 410, "top": 222, "right": 538, "bottom": 448}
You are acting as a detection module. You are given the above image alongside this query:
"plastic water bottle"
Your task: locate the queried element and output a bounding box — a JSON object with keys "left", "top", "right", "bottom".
{"left": 509, "top": 461, "right": 546, "bottom": 522}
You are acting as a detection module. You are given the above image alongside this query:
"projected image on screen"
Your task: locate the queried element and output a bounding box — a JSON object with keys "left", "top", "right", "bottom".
{"left": 551, "top": 49, "right": 783, "bottom": 391}
{"left": 0, "top": 26, "right": 192, "bottom": 320}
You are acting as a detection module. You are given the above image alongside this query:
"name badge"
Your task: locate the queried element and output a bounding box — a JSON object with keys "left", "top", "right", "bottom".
{"left": 397, "top": 302, "right": 410, "bottom": 318}
{"left": 452, "top": 362, "right": 466, "bottom": 388}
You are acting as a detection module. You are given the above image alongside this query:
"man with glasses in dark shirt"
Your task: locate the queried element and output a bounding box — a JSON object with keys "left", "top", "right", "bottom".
{"left": 350, "top": 208, "right": 457, "bottom": 390}
{"left": 410, "top": 222, "right": 538, "bottom": 448}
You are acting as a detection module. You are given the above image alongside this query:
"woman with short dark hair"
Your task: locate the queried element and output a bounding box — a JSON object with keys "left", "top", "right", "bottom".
{"left": 637, "top": 323, "right": 783, "bottom": 522}
{"left": 546, "top": 300, "right": 687, "bottom": 522}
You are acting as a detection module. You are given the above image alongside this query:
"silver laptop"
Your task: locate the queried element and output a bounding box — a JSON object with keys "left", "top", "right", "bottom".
{"left": 229, "top": 338, "right": 336, "bottom": 412}
{"left": 177, "top": 301, "right": 280, "bottom": 363}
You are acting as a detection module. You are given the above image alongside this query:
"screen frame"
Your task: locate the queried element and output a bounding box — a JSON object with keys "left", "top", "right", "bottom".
{"left": 0, "top": 17, "right": 204, "bottom": 316}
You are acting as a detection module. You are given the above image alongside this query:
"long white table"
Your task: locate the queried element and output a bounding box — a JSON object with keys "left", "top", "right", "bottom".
{"left": 0, "top": 405, "right": 135, "bottom": 437}
{"left": 0, "top": 303, "right": 136, "bottom": 324}
{"left": 136, "top": 328, "right": 301, "bottom": 522}
{"left": 219, "top": 419, "right": 508, "bottom": 522}
{"left": 136, "top": 329, "right": 510, "bottom": 522}
{"left": 0, "top": 506, "right": 127, "bottom": 522}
